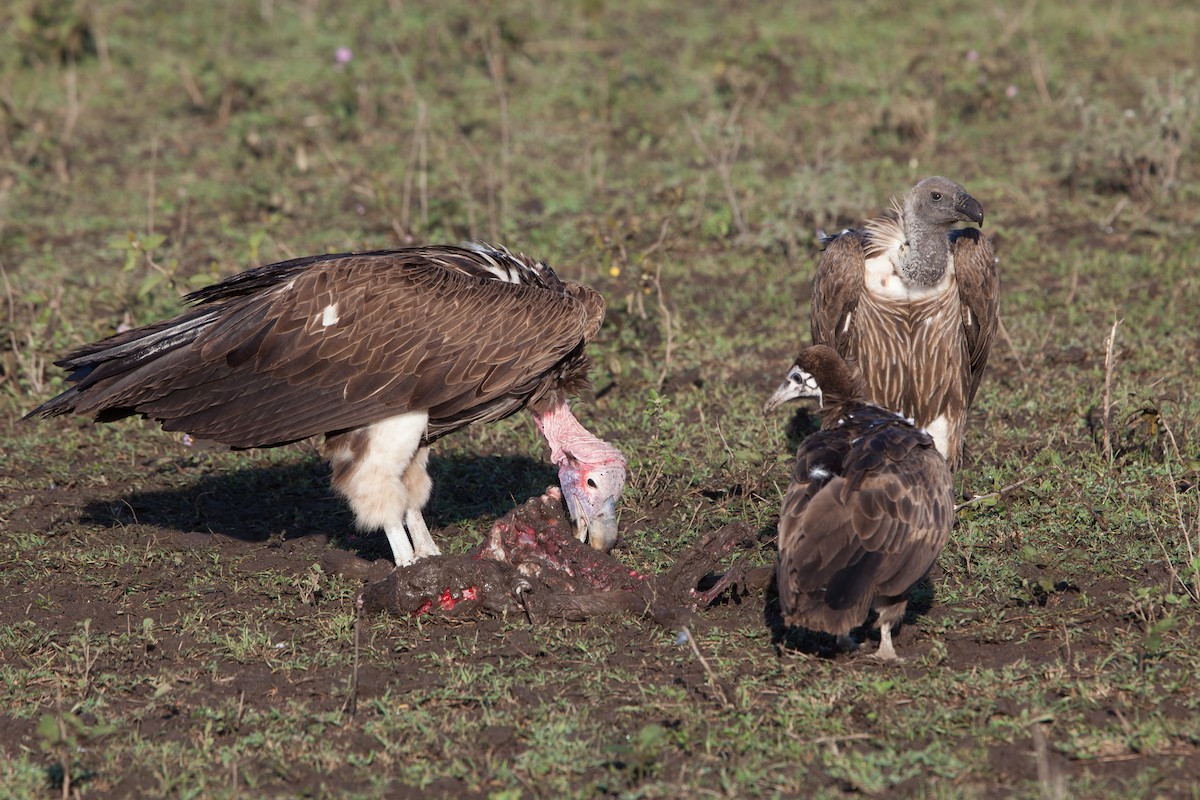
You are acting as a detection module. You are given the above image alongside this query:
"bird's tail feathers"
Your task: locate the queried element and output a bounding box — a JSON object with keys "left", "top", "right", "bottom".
{"left": 24, "top": 307, "right": 220, "bottom": 420}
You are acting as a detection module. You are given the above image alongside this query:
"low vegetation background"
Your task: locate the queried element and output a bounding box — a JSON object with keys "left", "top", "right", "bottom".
{"left": 2, "top": 1, "right": 1198, "bottom": 797}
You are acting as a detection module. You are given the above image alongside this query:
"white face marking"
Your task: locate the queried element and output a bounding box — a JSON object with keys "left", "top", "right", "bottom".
{"left": 321, "top": 303, "right": 339, "bottom": 327}
{"left": 788, "top": 366, "right": 821, "bottom": 398}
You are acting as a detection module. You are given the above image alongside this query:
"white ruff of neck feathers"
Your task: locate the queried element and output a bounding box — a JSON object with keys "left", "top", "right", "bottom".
{"left": 533, "top": 401, "right": 625, "bottom": 467}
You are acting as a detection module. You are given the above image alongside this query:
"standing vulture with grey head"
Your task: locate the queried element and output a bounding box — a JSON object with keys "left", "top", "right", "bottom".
{"left": 765, "top": 346, "right": 954, "bottom": 660}
{"left": 811, "top": 176, "right": 999, "bottom": 469}
{"left": 27, "top": 244, "right": 627, "bottom": 566}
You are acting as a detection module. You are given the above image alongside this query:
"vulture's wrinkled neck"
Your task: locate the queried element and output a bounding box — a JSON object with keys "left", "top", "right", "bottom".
{"left": 900, "top": 207, "right": 952, "bottom": 287}
{"left": 532, "top": 401, "right": 624, "bottom": 468}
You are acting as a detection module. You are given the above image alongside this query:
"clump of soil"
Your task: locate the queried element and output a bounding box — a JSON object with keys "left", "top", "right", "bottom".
{"left": 346, "top": 487, "right": 771, "bottom": 626}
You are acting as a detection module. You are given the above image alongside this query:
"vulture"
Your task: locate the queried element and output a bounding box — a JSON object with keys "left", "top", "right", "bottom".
{"left": 765, "top": 345, "right": 953, "bottom": 660}
{"left": 810, "top": 176, "right": 999, "bottom": 469}
{"left": 27, "top": 244, "right": 627, "bottom": 566}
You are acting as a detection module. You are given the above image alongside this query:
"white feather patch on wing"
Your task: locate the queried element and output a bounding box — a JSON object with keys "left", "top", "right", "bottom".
{"left": 463, "top": 243, "right": 527, "bottom": 283}
{"left": 321, "top": 303, "right": 340, "bottom": 327}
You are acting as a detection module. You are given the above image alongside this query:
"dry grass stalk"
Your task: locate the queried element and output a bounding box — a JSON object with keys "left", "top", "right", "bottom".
{"left": 146, "top": 136, "right": 158, "bottom": 235}
{"left": 639, "top": 218, "right": 675, "bottom": 391}
{"left": 395, "top": 99, "right": 429, "bottom": 238}
{"left": 1, "top": 262, "right": 49, "bottom": 396}
{"left": 1031, "top": 722, "right": 1067, "bottom": 800}
{"left": 484, "top": 25, "right": 511, "bottom": 236}
{"left": 997, "top": 316, "right": 1028, "bottom": 375}
{"left": 685, "top": 103, "right": 750, "bottom": 239}
{"left": 1153, "top": 415, "right": 1200, "bottom": 603}
{"left": 954, "top": 476, "right": 1035, "bottom": 513}
{"left": 680, "top": 626, "right": 734, "bottom": 710}
{"left": 1101, "top": 319, "right": 1122, "bottom": 463}
{"left": 341, "top": 605, "right": 362, "bottom": 717}
{"left": 1028, "top": 40, "right": 1053, "bottom": 106}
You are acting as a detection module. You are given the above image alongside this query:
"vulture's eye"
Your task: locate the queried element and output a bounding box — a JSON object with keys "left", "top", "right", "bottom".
{"left": 931, "top": 191, "right": 943, "bottom": 201}
{"left": 587, "top": 477, "right": 598, "bottom": 489}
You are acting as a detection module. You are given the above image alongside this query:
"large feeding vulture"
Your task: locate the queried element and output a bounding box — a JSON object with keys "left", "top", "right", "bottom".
{"left": 27, "top": 244, "right": 627, "bottom": 566}
{"left": 810, "top": 176, "right": 999, "bottom": 469}
{"left": 765, "top": 345, "right": 953, "bottom": 660}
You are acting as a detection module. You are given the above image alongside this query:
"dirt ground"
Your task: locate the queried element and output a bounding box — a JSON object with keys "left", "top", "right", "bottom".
{"left": 5, "top": 384, "right": 1198, "bottom": 798}
{"left": 3, "top": 3, "right": 1199, "bottom": 796}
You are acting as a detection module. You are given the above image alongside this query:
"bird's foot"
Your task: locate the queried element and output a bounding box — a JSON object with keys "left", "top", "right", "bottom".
{"left": 868, "top": 625, "right": 902, "bottom": 662}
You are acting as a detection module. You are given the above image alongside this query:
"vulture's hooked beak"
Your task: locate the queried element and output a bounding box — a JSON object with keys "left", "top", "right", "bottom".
{"left": 575, "top": 495, "right": 620, "bottom": 552}
{"left": 763, "top": 384, "right": 794, "bottom": 416}
{"left": 956, "top": 193, "right": 985, "bottom": 227}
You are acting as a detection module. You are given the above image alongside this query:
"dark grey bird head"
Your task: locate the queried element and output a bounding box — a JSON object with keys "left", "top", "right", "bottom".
{"left": 905, "top": 176, "right": 984, "bottom": 229}
{"left": 897, "top": 176, "right": 985, "bottom": 287}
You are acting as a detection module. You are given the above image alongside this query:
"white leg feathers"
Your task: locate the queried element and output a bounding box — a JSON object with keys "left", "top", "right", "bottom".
{"left": 875, "top": 622, "right": 900, "bottom": 661}
{"left": 403, "top": 447, "right": 439, "bottom": 559}
{"left": 325, "top": 412, "right": 436, "bottom": 566}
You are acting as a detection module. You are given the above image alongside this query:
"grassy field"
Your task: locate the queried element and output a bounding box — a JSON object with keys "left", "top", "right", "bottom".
{"left": 2, "top": 1, "right": 1200, "bottom": 797}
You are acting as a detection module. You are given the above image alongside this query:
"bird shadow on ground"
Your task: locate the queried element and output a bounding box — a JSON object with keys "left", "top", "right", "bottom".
{"left": 780, "top": 408, "right": 822, "bottom": 453}
{"left": 81, "top": 452, "right": 558, "bottom": 559}
{"left": 766, "top": 577, "right": 939, "bottom": 660}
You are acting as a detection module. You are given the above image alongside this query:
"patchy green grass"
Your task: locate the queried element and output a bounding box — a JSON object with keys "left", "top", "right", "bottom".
{"left": 2, "top": 0, "right": 1200, "bottom": 797}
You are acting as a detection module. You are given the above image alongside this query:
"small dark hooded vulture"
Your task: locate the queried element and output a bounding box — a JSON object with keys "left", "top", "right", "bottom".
{"left": 765, "top": 345, "right": 953, "bottom": 660}
{"left": 27, "top": 244, "right": 627, "bottom": 566}
{"left": 811, "top": 176, "right": 999, "bottom": 470}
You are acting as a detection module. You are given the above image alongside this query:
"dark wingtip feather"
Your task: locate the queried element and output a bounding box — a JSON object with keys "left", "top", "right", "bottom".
{"left": 23, "top": 384, "right": 82, "bottom": 420}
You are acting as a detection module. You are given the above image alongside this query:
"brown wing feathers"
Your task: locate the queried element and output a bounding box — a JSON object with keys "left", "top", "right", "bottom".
{"left": 809, "top": 231, "right": 868, "bottom": 352}
{"left": 770, "top": 345, "right": 954, "bottom": 644}
{"left": 777, "top": 413, "right": 953, "bottom": 636}
{"left": 950, "top": 227, "right": 1000, "bottom": 409}
{"left": 28, "top": 246, "right": 600, "bottom": 449}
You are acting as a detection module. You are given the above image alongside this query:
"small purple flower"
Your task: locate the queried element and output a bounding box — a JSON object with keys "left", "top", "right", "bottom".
{"left": 1006, "top": 85, "right": 1018, "bottom": 99}
{"left": 335, "top": 47, "right": 353, "bottom": 67}
{"left": 966, "top": 50, "right": 979, "bottom": 63}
